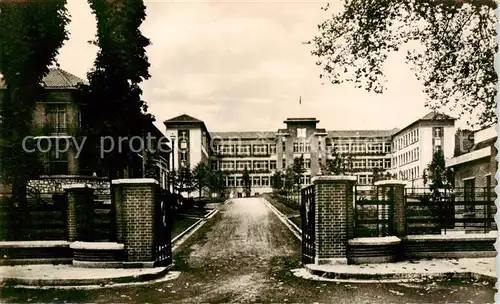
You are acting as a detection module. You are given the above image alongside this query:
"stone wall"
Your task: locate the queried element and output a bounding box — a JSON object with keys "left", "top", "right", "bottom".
{"left": 27, "top": 176, "right": 110, "bottom": 199}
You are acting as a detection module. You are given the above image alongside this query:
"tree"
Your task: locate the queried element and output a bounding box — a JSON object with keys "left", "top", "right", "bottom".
{"left": 309, "top": 1, "right": 497, "bottom": 127}
{"left": 192, "top": 162, "right": 209, "bottom": 199}
{"left": 77, "top": 0, "right": 153, "bottom": 179}
{"left": 242, "top": 166, "right": 252, "bottom": 197}
{"left": 208, "top": 169, "right": 227, "bottom": 197}
{"left": 426, "top": 148, "right": 454, "bottom": 191}
{"left": 177, "top": 165, "right": 194, "bottom": 197}
{"left": 283, "top": 166, "right": 296, "bottom": 195}
{"left": 270, "top": 170, "right": 284, "bottom": 193}
{"left": 292, "top": 155, "right": 306, "bottom": 189}
{"left": 320, "top": 147, "right": 353, "bottom": 175}
{"left": 0, "top": 1, "right": 70, "bottom": 235}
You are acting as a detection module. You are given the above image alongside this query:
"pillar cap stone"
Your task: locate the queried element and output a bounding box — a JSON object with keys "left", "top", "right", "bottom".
{"left": 312, "top": 175, "right": 357, "bottom": 183}
{"left": 111, "top": 178, "right": 159, "bottom": 185}
{"left": 62, "top": 183, "right": 92, "bottom": 190}
{"left": 374, "top": 180, "right": 408, "bottom": 186}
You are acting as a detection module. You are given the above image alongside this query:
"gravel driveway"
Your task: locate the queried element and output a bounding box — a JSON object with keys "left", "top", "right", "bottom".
{"left": 0, "top": 197, "right": 495, "bottom": 303}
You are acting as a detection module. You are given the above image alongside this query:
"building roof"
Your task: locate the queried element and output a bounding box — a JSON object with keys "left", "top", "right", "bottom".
{"left": 392, "top": 111, "right": 455, "bottom": 137}
{"left": 284, "top": 117, "right": 319, "bottom": 123}
{"left": 210, "top": 131, "right": 276, "bottom": 139}
{"left": 0, "top": 67, "right": 85, "bottom": 89}
{"left": 420, "top": 111, "right": 455, "bottom": 120}
{"left": 327, "top": 129, "right": 397, "bottom": 138}
{"left": 164, "top": 114, "right": 204, "bottom": 124}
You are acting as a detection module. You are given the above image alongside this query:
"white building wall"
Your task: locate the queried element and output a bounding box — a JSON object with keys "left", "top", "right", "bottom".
{"left": 419, "top": 126, "right": 433, "bottom": 173}
{"left": 189, "top": 128, "right": 202, "bottom": 169}
{"left": 443, "top": 126, "right": 456, "bottom": 160}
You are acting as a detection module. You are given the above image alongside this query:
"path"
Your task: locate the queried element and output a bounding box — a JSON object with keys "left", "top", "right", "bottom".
{"left": 0, "top": 197, "right": 496, "bottom": 303}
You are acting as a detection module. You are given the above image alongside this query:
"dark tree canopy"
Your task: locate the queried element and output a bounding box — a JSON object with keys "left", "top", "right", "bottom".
{"left": 78, "top": 0, "right": 153, "bottom": 178}
{"left": 309, "top": 0, "right": 497, "bottom": 127}
{"left": 425, "top": 148, "right": 454, "bottom": 190}
{"left": 0, "top": 1, "right": 69, "bottom": 189}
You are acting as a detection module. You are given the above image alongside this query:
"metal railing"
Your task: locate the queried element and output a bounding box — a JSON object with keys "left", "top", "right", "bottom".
{"left": 405, "top": 187, "right": 496, "bottom": 235}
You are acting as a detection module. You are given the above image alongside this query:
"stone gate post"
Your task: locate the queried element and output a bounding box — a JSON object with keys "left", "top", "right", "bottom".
{"left": 314, "top": 175, "right": 357, "bottom": 265}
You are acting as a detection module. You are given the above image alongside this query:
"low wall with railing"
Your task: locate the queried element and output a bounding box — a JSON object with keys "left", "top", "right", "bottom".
{"left": 300, "top": 178, "right": 498, "bottom": 266}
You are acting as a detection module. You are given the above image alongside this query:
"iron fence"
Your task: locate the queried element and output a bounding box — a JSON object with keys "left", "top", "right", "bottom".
{"left": 354, "top": 186, "right": 395, "bottom": 238}
{"left": 405, "top": 187, "right": 496, "bottom": 235}
{"left": 300, "top": 184, "right": 315, "bottom": 264}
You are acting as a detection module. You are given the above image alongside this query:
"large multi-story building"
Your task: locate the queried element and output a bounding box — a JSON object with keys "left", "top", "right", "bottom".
{"left": 164, "top": 112, "right": 457, "bottom": 197}
{"left": 389, "top": 112, "right": 456, "bottom": 188}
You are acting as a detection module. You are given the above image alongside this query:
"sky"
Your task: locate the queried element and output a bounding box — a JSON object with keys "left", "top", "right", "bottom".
{"left": 57, "top": 0, "right": 450, "bottom": 134}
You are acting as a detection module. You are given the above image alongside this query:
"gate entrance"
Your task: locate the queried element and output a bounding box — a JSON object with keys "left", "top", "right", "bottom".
{"left": 354, "top": 186, "right": 395, "bottom": 238}
{"left": 154, "top": 189, "right": 174, "bottom": 267}
{"left": 300, "top": 184, "right": 315, "bottom": 264}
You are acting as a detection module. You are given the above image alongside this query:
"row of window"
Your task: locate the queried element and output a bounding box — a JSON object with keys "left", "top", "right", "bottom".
{"left": 217, "top": 144, "right": 277, "bottom": 155}
{"left": 352, "top": 158, "right": 391, "bottom": 170}
{"left": 398, "top": 166, "right": 420, "bottom": 181}
{"left": 226, "top": 175, "right": 271, "bottom": 187}
{"left": 217, "top": 160, "right": 278, "bottom": 171}
{"left": 393, "top": 129, "right": 419, "bottom": 151}
{"left": 393, "top": 147, "right": 420, "bottom": 167}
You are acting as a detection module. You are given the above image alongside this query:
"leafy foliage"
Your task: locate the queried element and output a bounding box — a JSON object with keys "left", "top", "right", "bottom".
{"left": 207, "top": 169, "right": 227, "bottom": 197}
{"left": 192, "top": 162, "right": 209, "bottom": 199}
{"left": 309, "top": 0, "right": 497, "bottom": 127}
{"left": 425, "top": 148, "right": 454, "bottom": 190}
{"left": 320, "top": 147, "right": 353, "bottom": 175}
{"left": 242, "top": 166, "right": 251, "bottom": 197}
{"left": 77, "top": 0, "right": 153, "bottom": 178}
{"left": 270, "top": 170, "right": 284, "bottom": 193}
{"left": 0, "top": 1, "right": 69, "bottom": 203}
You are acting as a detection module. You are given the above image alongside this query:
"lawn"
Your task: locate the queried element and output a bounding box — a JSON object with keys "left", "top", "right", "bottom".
{"left": 262, "top": 194, "right": 302, "bottom": 229}
{"left": 171, "top": 216, "right": 200, "bottom": 239}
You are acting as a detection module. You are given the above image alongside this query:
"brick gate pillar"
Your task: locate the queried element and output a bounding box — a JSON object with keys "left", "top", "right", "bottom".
{"left": 64, "top": 184, "right": 95, "bottom": 242}
{"left": 111, "top": 178, "right": 158, "bottom": 264}
{"left": 374, "top": 180, "right": 407, "bottom": 238}
{"left": 314, "top": 175, "right": 357, "bottom": 265}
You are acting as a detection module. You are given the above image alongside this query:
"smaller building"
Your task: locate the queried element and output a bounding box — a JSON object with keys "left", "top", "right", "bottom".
{"left": 446, "top": 126, "right": 497, "bottom": 189}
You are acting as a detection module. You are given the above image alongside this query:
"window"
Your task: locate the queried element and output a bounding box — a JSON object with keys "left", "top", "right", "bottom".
{"left": 253, "top": 176, "right": 261, "bottom": 187}
{"left": 282, "top": 159, "right": 286, "bottom": 168}
{"left": 305, "top": 159, "right": 311, "bottom": 169}
{"left": 433, "top": 127, "right": 443, "bottom": 138}
{"left": 42, "top": 138, "right": 69, "bottom": 174}
{"left": 282, "top": 142, "right": 286, "bottom": 152}
{"left": 236, "top": 177, "right": 243, "bottom": 187}
{"left": 359, "top": 175, "right": 367, "bottom": 185}
{"left": 305, "top": 175, "right": 311, "bottom": 185}
{"left": 236, "top": 145, "right": 251, "bottom": 155}
{"left": 464, "top": 178, "right": 475, "bottom": 213}
{"left": 46, "top": 105, "right": 67, "bottom": 134}
{"left": 305, "top": 142, "right": 310, "bottom": 153}
{"left": 227, "top": 177, "right": 235, "bottom": 187}
{"left": 270, "top": 160, "right": 277, "bottom": 170}
{"left": 293, "top": 143, "right": 299, "bottom": 153}
{"left": 270, "top": 144, "right": 277, "bottom": 154}
{"left": 253, "top": 145, "right": 268, "bottom": 155}
{"left": 297, "top": 128, "right": 307, "bottom": 138}
{"left": 353, "top": 159, "right": 365, "bottom": 169}
{"left": 221, "top": 161, "right": 234, "bottom": 171}
{"left": 384, "top": 143, "right": 391, "bottom": 153}
{"left": 384, "top": 159, "right": 391, "bottom": 169}
{"left": 220, "top": 145, "right": 234, "bottom": 155}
